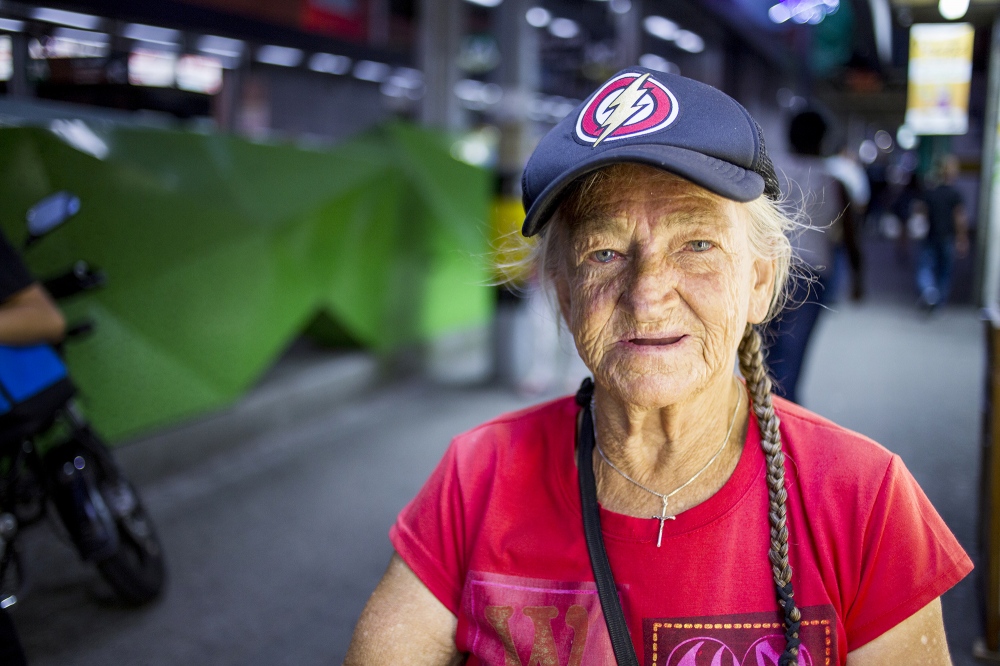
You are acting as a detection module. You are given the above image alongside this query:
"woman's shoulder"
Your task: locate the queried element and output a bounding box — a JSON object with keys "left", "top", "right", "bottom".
{"left": 771, "top": 395, "right": 896, "bottom": 487}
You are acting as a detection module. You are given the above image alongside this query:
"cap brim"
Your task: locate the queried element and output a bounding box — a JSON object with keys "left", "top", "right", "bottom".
{"left": 521, "top": 144, "right": 766, "bottom": 237}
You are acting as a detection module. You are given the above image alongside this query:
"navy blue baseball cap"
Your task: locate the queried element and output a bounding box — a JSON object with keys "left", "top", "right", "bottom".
{"left": 521, "top": 67, "right": 780, "bottom": 237}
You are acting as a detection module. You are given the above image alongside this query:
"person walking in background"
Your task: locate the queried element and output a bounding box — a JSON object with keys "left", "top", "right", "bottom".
{"left": 825, "top": 144, "right": 869, "bottom": 301}
{"left": 766, "top": 109, "right": 850, "bottom": 404}
{"left": 916, "top": 154, "right": 969, "bottom": 311}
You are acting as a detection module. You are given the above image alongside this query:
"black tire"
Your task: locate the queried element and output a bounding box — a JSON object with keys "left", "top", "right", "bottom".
{"left": 94, "top": 475, "right": 166, "bottom": 605}
{"left": 49, "top": 424, "right": 167, "bottom": 604}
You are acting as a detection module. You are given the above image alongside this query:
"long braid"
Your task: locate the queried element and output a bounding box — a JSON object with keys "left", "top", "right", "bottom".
{"left": 738, "top": 323, "right": 802, "bottom": 666}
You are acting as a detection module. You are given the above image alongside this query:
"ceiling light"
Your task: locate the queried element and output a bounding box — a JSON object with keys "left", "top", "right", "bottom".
{"left": 674, "top": 30, "right": 704, "bottom": 53}
{"left": 52, "top": 27, "right": 109, "bottom": 46}
{"left": 548, "top": 18, "right": 579, "bottom": 39}
{"left": 390, "top": 67, "right": 423, "bottom": 88}
{"left": 128, "top": 49, "right": 176, "bottom": 88}
{"left": 768, "top": 3, "right": 792, "bottom": 22}
{"left": 525, "top": 7, "right": 551, "bottom": 28}
{"left": 858, "top": 140, "right": 878, "bottom": 165}
{"left": 465, "top": 0, "right": 503, "bottom": 6}
{"left": 381, "top": 81, "right": 407, "bottom": 98}
{"left": 353, "top": 60, "right": 391, "bottom": 82}
{"left": 610, "top": 0, "right": 632, "bottom": 14}
{"left": 177, "top": 55, "right": 223, "bottom": 95}
{"left": 454, "top": 79, "right": 502, "bottom": 107}
{"left": 197, "top": 35, "right": 244, "bottom": 58}
{"left": 123, "top": 23, "right": 180, "bottom": 47}
{"left": 769, "top": 0, "right": 839, "bottom": 25}
{"left": 454, "top": 78, "right": 484, "bottom": 102}
{"left": 644, "top": 16, "right": 678, "bottom": 41}
{"left": 309, "top": 52, "right": 351, "bottom": 75}
{"left": 37, "top": 28, "right": 109, "bottom": 58}
{"left": 639, "top": 53, "right": 679, "bottom": 74}
{"left": 0, "top": 19, "right": 24, "bottom": 33}
{"left": 30, "top": 7, "right": 101, "bottom": 30}
{"left": 939, "top": 0, "right": 969, "bottom": 20}
{"left": 896, "top": 125, "right": 918, "bottom": 151}
{"left": 874, "top": 129, "right": 893, "bottom": 151}
{"left": 256, "top": 45, "right": 303, "bottom": 67}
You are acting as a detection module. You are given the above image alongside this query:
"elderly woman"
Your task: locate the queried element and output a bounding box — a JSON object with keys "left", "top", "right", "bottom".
{"left": 346, "top": 69, "right": 971, "bottom": 666}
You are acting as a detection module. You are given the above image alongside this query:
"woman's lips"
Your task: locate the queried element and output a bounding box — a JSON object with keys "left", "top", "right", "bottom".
{"left": 624, "top": 335, "right": 686, "bottom": 346}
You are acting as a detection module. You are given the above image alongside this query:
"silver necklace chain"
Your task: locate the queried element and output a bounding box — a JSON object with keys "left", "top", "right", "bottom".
{"left": 590, "top": 385, "right": 743, "bottom": 547}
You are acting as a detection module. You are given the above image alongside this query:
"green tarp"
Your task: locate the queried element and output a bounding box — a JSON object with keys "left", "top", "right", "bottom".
{"left": 0, "top": 122, "right": 493, "bottom": 442}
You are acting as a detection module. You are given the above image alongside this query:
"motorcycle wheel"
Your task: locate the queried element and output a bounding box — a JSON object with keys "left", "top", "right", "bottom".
{"left": 94, "top": 474, "right": 166, "bottom": 605}
{"left": 50, "top": 426, "right": 167, "bottom": 605}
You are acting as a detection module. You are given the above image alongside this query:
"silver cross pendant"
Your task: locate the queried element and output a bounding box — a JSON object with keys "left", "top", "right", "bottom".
{"left": 653, "top": 495, "right": 676, "bottom": 547}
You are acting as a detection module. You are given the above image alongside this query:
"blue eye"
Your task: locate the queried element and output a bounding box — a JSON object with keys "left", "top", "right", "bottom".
{"left": 592, "top": 249, "right": 619, "bottom": 263}
{"left": 688, "top": 240, "right": 713, "bottom": 252}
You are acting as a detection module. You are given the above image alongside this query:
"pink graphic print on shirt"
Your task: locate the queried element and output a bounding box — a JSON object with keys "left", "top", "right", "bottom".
{"left": 460, "top": 571, "right": 615, "bottom": 665}
{"left": 461, "top": 572, "right": 838, "bottom": 666}
{"left": 644, "top": 608, "right": 838, "bottom": 666}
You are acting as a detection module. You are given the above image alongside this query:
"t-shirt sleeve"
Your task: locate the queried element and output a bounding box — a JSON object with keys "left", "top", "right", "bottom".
{"left": 390, "top": 439, "right": 468, "bottom": 615}
{"left": 845, "top": 454, "right": 973, "bottom": 648}
{"left": 0, "top": 229, "right": 34, "bottom": 303}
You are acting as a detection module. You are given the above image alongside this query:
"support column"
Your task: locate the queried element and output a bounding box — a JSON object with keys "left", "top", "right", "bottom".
{"left": 494, "top": 0, "right": 538, "bottom": 197}
{"left": 974, "top": 16, "right": 1000, "bottom": 659}
{"left": 9, "top": 33, "right": 31, "bottom": 98}
{"left": 418, "top": 0, "right": 464, "bottom": 130}
{"left": 975, "top": 14, "right": 1000, "bottom": 307}
{"left": 491, "top": 0, "right": 541, "bottom": 388}
{"left": 613, "top": 0, "right": 642, "bottom": 70}
{"left": 369, "top": 0, "right": 390, "bottom": 48}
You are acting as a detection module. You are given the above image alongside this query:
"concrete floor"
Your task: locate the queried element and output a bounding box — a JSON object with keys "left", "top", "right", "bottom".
{"left": 9, "top": 238, "right": 987, "bottom": 665}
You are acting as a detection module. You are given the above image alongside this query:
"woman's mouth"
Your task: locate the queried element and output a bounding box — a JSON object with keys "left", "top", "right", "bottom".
{"left": 624, "top": 335, "right": 686, "bottom": 346}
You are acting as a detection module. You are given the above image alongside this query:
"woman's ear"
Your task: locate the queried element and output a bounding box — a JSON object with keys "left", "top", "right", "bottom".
{"left": 747, "top": 255, "right": 777, "bottom": 325}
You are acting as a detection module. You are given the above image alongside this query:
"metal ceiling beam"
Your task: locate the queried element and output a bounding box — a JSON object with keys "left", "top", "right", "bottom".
{"left": 1, "top": 0, "right": 411, "bottom": 64}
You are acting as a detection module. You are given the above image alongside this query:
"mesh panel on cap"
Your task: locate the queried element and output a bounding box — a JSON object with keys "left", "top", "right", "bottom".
{"left": 753, "top": 119, "right": 781, "bottom": 201}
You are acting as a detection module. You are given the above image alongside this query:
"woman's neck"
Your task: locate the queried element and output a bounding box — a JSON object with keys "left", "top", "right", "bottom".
{"left": 591, "top": 373, "right": 749, "bottom": 518}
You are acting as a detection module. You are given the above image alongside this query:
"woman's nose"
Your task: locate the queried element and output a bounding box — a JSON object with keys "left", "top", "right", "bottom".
{"left": 623, "top": 254, "right": 679, "bottom": 320}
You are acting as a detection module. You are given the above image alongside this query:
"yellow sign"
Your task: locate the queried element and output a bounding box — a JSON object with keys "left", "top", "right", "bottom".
{"left": 905, "top": 23, "right": 974, "bottom": 135}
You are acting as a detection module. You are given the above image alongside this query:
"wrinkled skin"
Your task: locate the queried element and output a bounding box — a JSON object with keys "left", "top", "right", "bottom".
{"left": 551, "top": 168, "right": 775, "bottom": 499}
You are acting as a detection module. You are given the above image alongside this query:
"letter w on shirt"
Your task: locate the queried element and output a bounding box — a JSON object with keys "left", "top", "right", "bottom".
{"left": 486, "top": 605, "right": 588, "bottom": 666}
{"left": 461, "top": 572, "right": 616, "bottom": 666}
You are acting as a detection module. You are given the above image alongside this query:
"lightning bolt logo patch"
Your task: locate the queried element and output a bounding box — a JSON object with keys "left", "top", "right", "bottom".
{"left": 576, "top": 71, "right": 679, "bottom": 146}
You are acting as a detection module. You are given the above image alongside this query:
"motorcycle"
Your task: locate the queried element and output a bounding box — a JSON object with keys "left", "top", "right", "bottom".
{"left": 0, "top": 191, "right": 166, "bottom": 607}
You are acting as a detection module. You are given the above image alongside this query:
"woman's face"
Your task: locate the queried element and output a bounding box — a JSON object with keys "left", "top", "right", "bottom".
{"left": 553, "top": 166, "right": 775, "bottom": 408}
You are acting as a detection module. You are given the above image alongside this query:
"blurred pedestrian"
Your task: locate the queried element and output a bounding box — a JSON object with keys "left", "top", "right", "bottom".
{"left": 915, "top": 155, "right": 969, "bottom": 310}
{"left": 889, "top": 169, "right": 924, "bottom": 262}
{"left": 825, "top": 144, "right": 869, "bottom": 301}
{"left": 766, "top": 110, "right": 850, "bottom": 403}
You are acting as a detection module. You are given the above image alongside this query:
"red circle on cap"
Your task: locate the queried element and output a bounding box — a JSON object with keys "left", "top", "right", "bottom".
{"left": 576, "top": 72, "right": 679, "bottom": 144}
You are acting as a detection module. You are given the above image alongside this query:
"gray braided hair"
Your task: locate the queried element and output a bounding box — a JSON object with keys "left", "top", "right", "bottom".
{"left": 739, "top": 323, "right": 801, "bottom": 665}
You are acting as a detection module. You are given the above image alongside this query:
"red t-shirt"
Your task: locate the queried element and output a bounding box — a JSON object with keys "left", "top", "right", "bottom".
{"left": 391, "top": 394, "right": 972, "bottom": 666}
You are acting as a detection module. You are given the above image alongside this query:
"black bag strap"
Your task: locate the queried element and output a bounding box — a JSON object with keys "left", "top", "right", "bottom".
{"left": 575, "top": 378, "right": 640, "bottom": 666}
